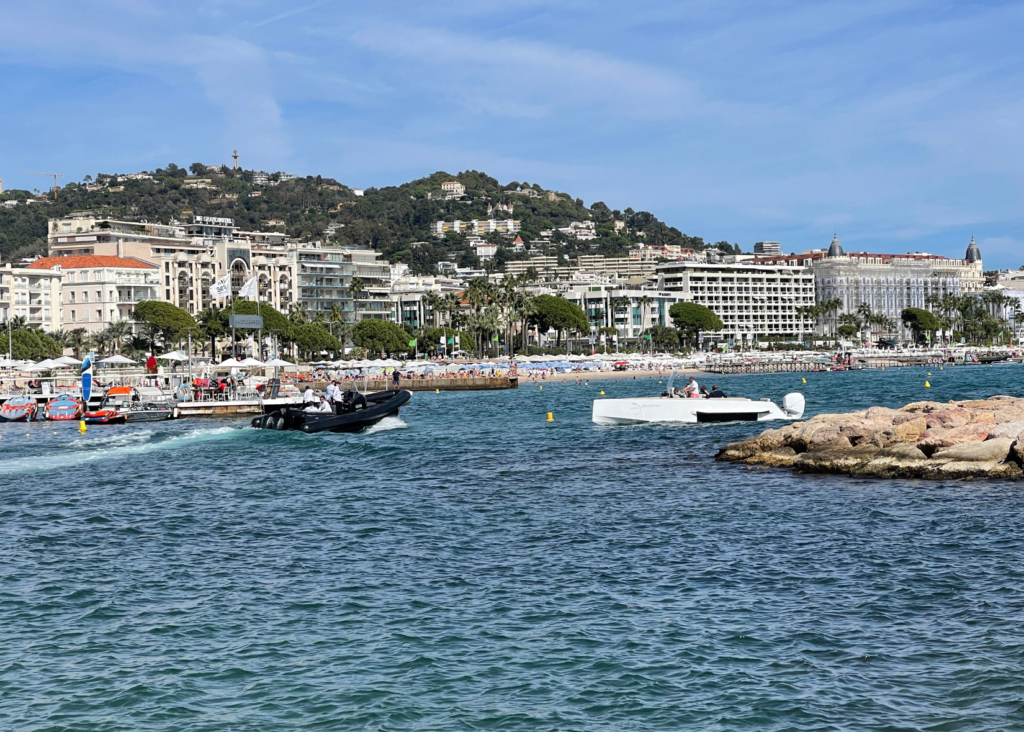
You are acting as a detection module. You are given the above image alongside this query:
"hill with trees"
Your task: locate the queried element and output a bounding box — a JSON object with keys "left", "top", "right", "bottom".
{"left": 0, "top": 165, "right": 733, "bottom": 274}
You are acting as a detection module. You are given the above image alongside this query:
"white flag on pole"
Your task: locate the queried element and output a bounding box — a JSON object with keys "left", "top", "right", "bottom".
{"left": 209, "top": 274, "right": 231, "bottom": 299}
{"left": 239, "top": 276, "right": 259, "bottom": 299}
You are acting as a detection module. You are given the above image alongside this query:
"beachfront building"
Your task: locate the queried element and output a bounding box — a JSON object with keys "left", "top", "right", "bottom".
{"left": 27, "top": 255, "right": 159, "bottom": 333}
{"left": 0, "top": 261, "right": 63, "bottom": 333}
{"left": 297, "top": 247, "right": 393, "bottom": 324}
{"left": 390, "top": 273, "right": 464, "bottom": 329}
{"left": 745, "top": 235, "right": 985, "bottom": 341}
{"left": 47, "top": 213, "right": 300, "bottom": 315}
{"left": 558, "top": 284, "right": 688, "bottom": 342}
{"left": 656, "top": 260, "right": 816, "bottom": 343}
{"left": 505, "top": 255, "right": 657, "bottom": 282}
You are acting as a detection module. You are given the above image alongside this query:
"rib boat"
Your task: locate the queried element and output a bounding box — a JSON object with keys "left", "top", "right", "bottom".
{"left": 251, "top": 389, "right": 411, "bottom": 434}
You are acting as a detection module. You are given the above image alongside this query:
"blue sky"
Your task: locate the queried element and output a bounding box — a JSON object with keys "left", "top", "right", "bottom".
{"left": 2, "top": 1, "right": 1022, "bottom": 268}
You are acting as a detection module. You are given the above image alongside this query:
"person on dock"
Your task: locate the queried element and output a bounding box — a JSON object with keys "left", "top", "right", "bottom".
{"left": 392, "top": 370, "right": 401, "bottom": 389}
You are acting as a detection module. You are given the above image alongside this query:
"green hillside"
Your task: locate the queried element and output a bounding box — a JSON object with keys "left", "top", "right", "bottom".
{"left": 0, "top": 166, "right": 728, "bottom": 274}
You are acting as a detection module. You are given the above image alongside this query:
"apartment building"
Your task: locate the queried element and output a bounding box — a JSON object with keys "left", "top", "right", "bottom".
{"left": 0, "top": 262, "right": 63, "bottom": 333}
{"left": 431, "top": 219, "right": 521, "bottom": 238}
{"left": 656, "top": 261, "right": 816, "bottom": 341}
{"left": 297, "top": 247, "right": 393, "bottom": 323}
{"left": 27, "top": 255, "right": 158, "bottom": 333}
{"left": 505, "top": 255, "right": 656, "bottom": 282}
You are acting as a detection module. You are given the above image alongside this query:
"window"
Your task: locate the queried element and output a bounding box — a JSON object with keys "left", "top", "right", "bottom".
{"left": 70, "top": 310, "right": 76, "bottom": 321}
{"left": 96, "top": 290, "right": 102, "bottom": 302}
{"left": 96, "top": 309, "right": 102, "bottom": 322}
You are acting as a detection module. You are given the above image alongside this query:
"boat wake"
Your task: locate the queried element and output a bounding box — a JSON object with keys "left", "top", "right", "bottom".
{"left": 0, "top": 426, "right": 244, "bottom": 475}
{"left": 364, "top": 416, "right": 407, "bottom": 434}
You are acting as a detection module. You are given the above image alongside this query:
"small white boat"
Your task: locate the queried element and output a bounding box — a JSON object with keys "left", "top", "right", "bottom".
{"left": 592, "top": 393, "right": 805, "bottom": 424}
{"left": 592, "top": 374, "right": 805, "bottom": 425}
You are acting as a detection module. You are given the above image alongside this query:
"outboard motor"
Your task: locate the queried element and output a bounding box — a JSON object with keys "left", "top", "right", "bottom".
{"left": 782, "top": 393, "right": 805, "bottom": 419}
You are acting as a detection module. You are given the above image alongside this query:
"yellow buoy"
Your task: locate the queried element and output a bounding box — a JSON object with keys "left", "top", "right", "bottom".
{"left": 585, "top": 382, "right": 588, "bottom": 386}
{"left": 927, "top": 372, "right": 931, "bottom": 376}
{"left": 546, "top": 412, "right": 554, "bottom": 422}
{"left": 79, "top": 420, "right": 87, "bottom": 432}
{"left": 600, "top": 390, "right": 605, "bottom": 395}
{"left": 940, "top": 366, "right": 943, "bottom": 370}
{"left": 539, "top": 385, "right": 543, "bottom": 390}
{"left": 801, "top": 377, "right": 807, "bottom": 384}
{"left": 924, "top": 381, "right": 931, "bottom": 388}
{"left": 435, "top": 389, "right": 439, "bottom": 393}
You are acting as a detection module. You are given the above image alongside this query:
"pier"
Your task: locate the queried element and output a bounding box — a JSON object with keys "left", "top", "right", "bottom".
{"left": 301, "top": 376, "right": 518, "bottom": 392}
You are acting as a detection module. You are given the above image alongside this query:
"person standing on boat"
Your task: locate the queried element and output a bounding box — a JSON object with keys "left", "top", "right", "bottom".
{"left": 303, "top": 386, "right": 318, "bottom": 405}
{"left": 683, "top": 375, "right": 700, "bottom": 398}
{"left": 325, "top": 380, "right": 338, "bottom": 404}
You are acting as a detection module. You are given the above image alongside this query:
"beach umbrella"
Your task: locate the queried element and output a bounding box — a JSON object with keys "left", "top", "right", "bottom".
{"left": 157, "top": 351, "right": 187, "bottom": 361}
{"left": 26, "top": 360, "right": 59, "bottom": 371}
{"left": 98, "top": 355, "right": 137, "bottom": 365}
{"left": 235, "top": 357, "right": 266, "bottom": 368}
{"left": 265, "top": 358, "right": 297, "bottom": 369}
{"left": 55, "top": 355, "right": 82, "bottom": 366}
{"left": 215, "top": 358, "right": 242, "bottom": 368}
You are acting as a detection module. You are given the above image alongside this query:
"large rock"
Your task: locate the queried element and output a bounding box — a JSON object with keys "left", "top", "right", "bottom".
{"left": 715, "top": 395, "right": 1024, "bottom": 480}
{"left": 793, "top": 442, "right": 879, "bottom": 474}
{"left": 854, "top": 444, "right": 930, "bottom": 478}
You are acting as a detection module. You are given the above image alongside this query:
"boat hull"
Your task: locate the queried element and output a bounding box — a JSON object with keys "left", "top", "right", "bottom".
{"left": 251, "top": 390, "right": 411, "bottom": 433}
{"left": 83, "top": 409, "right": 128, "bottom": 424}
{"left": 592, "top": 394, "right": 805, "bottom": 425}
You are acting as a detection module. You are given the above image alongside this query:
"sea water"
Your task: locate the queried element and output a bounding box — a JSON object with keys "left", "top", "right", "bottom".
{"left": 2, "top": 364, "right": 1024, "bottom": 730}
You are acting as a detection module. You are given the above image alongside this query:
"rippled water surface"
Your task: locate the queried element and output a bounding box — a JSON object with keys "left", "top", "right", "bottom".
{"left": 3, "top": 364, "right": 1024, "bottom": 730}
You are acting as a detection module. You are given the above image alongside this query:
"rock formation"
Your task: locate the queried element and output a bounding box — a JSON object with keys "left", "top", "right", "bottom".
{"left": 716, "top": 396, "right": 1024, "bottom": 479}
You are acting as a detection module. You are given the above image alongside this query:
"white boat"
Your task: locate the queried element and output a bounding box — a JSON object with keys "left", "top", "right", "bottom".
{"left": 592, "top": 374, "right": 805, "bottom": 425}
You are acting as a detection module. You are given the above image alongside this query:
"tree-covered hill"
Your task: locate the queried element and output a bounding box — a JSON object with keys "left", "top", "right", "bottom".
{"left": 0, "top": 165, "right": 729, "bottom": 275}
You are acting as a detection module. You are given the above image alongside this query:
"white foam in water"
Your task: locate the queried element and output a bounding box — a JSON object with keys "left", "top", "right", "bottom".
{"left": 363, "top": 416, "right": 407, "bottom": 434}
{"left": 0, "top": 426, "right": 244, "bottom": 475}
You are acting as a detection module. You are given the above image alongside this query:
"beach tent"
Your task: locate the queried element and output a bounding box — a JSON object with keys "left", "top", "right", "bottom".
{"left": 26, "top": 359, "right": 60, "bottom": 371}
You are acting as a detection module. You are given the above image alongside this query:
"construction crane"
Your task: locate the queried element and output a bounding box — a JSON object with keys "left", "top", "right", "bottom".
{"left": 23, "top": 171, "right": 65, "bottom": 198}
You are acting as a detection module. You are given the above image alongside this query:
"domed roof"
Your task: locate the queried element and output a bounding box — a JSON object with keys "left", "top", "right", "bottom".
{"left": 966, "top": 236, "right": 981, "bottom": 263}
{"left": 827, "top": 232, "right": 844, "bottom": 257}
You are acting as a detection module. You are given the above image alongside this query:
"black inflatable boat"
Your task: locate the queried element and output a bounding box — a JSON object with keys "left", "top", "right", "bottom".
{"left": 251, "top": 389, "right": 412, "bottom": 433}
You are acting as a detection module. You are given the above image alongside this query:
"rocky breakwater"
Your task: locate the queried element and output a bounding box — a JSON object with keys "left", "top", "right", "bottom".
{"left": 716, "top": 396, "right": 1024, "bottom": 479}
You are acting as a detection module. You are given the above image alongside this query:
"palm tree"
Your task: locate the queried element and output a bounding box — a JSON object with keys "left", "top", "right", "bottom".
{"left": 288, "top": 301, "right": 309, "bottom": 325}
{"left": 611, "top": 295, "right": 631, "bottom": 350}
{"left": 348, "top": 275, "right": 365, "bottom": 318}
{"left": 637, "top": 295, "right": 653, "bottom": 337}
{"left": 421, "top": 291, "right": 446, "bottom": 328}
{"left": 66, "top": 328, "right": 88, "bottom": 359}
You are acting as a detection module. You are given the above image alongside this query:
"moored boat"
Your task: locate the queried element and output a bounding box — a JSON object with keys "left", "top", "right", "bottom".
{"left": 251, "top": 389, "right": 411, "bottom": 433}
{"left": 83, "top": 386, "right": 174, "bottom": 424}
{"left": 0, "top": 396, "right": 38, "bottom": 422}
{"left": 44, "top": 393, "right": 84, "bottom": 421}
